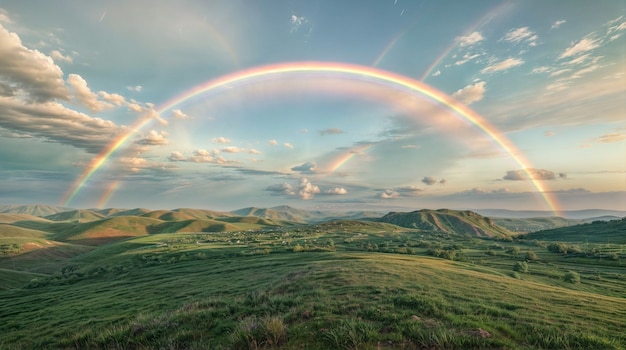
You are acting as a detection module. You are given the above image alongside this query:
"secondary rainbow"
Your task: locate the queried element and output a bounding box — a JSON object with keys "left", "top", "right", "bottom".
{"left": 62, "top": 61, "right": 561, "bottom": 215}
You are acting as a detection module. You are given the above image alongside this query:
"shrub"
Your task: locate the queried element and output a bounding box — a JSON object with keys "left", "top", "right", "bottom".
{"left": 564, "top": 271, "right": 581, "bottom": 284}
{"left": 513, "top": 261, "right": 528, "bottom": 273}
{"left": 525, "top": 250, "right": 538, "bottom": 261}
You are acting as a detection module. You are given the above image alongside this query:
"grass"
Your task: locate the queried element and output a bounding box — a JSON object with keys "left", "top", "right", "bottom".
{"left": 0, "top": 218, "right": 625, "bottom": 349}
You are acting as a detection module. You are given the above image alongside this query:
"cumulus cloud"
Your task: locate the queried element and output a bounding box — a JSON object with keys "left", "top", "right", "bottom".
{"left": 323, "top": 187, "right": 348, "bottom": 195}
{"left": 502, "top": 27, "right": 538, "bottom": 46}
{"left": 266, "top": 182, "right": 293, "bottom": 195}
{"left": 559, "top": 36, "right": 600, "bottom": 59}
{"left": 49, "top": 49, "right": 73, "bottom": 63}
{"left": 67, "top": 74, "right": 114, "bottom": 112}
{"left": 99, "top": 91, "right": 126, "bottom": 106}
{"left": 379, "top": 189, "right": 401, "bottom": 199}
{"left": 395, "top": 186, "right": 422, "bottom": 196}
{"left": 291, "top": 162, "right": 317, "bottom": 174}
{"left": 319, "top": 128, "right": 343, "bottom": 136}
{"left": 551, "top": 20, "right": 566, "bottom": 29}
{"left": 212, "top": 137, "right": 231, "bottom": 143}
{"left": 187, "top": 149, "right": 220, "bottom": 163}
{"left": 0, "top": 23, "right": 69, "bottom": 102}
{"left": 221, "top": 146, "right": 261, "bottom": 154}
{"left": 481, "top": 58, "right": 524, "bottom": 73}
{"left": 266, "top": 178, "right": 320, "bottom": 199}
{"left": 136, "top": 130, "right": 168, "bottom": 146}
{"left": 284, "top": 143, "right": 294, "bottom": 149}
{"left": 456, "top": 31, "right": 484, "bottom": 47}
{"left": 168, "top": 151, "right": 186, "bottom": 161}
{"left": 432, "top": 70, "right": 441, "bottom": 77}
{"left": 268, "top": 139, "right": 278, "bottom": 146}
{"left": 502, "top": 168, "right": 562, "bottom": 181}
{"left": 172, "top": 109, "right": 190, "bottom": 119}
{"left": 452, "top": 81, "right": 486, "bottom": 105}
{"left": 421, "top": 176, "right": 438, "bottom": 186}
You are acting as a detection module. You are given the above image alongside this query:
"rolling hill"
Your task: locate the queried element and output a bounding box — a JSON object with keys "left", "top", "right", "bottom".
{"left": 521, "top": 217, "right": 626, "bottom": 243}
{"left": 377, "top": 209, "right": 513, "bottom": 237}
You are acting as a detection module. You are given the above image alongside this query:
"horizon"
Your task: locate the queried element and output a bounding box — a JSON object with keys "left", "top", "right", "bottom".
{"left": 1, "top": 1, "right": 625, "bottom": 212}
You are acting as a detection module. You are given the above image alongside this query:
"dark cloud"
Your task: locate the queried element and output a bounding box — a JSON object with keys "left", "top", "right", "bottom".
{"left": 291, "top": 162, "right": 317, "bottom": 174}
{"left": 503, "top": 168, "right": 558, "bottom": 181}
{"left": 422, "top": 176, "right": 438, "bottom": 186}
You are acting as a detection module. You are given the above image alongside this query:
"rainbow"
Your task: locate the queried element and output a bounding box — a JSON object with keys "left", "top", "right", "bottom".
{"left": 61, "top": 61, "right": 561, "bottom": 215}
{"left": 95, "top": 179, "right": 123, "bottom": 208}
{"left": 326, "top": 143, "right": 375, "bottom": 173}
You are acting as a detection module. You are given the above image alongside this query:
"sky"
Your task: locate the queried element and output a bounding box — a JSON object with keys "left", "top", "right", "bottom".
{"left": 0, "top": 0, "right": 624, "bottom": 213}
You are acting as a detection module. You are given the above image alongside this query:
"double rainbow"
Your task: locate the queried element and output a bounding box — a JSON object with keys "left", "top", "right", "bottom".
{"left": 61, "top": 61, "right": 561, "bottom": 215}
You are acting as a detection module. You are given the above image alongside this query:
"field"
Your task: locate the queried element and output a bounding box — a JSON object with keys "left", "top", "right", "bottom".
{"left": 0, "top": 209, "right": 625, "bottom": 349}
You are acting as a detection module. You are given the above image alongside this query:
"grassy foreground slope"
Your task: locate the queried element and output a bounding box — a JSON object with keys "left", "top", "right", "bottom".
{"left": 1, "top": 219, "right": 625, "bottom": 349}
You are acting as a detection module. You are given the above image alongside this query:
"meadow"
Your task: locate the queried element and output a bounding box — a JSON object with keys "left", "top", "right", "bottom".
{"left": 0, "top": 211, "right": 625, "bottom": 349}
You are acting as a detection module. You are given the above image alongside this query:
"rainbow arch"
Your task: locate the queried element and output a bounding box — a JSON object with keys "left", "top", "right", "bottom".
{"left": 61, "top": 61, "right": 561, "bottom": 215}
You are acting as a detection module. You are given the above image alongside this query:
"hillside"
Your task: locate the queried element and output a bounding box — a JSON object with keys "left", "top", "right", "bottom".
{"left": 522, "top": 217, "right": 626, "bottom": 243}
{"left": 377, "top": 209, "right": 513, "bottom": 237}
{"left": 45, "top": 209, "right": 107, "bottom": 223}
{"left": 0, "top": 204, "right": 70, "bottom": 217}
{"left": 493, "top": 217, "right": 581, "bottom": 233}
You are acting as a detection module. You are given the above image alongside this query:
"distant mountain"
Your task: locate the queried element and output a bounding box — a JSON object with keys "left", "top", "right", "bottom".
{"left": 475, "top": 209, "right": 626, "bottom": 220}
{"left": 232, "top": 205, "right": 385, "bottom": 224}
{"left": 377, "top": 209, "right": 513, "bottom": 237}
{"left": 521, "top": 217, "right": 626, "bottom": 243}
{"left": 492, "top": 217, "right": 582, "bottom": 233}
{"left": 0, "top": 204, "right": 70, "bottom": 217}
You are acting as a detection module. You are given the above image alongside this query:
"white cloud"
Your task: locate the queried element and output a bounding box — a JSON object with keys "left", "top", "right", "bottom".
{"left": 481, "top": 57, "right": 524, "bottom": 73}
{"left": 126, "top": 85, "right": 142, "bottom": 92}
{"left": 454, "top": 53, "right": 481, "bottom": 66}
{"left": 297, "top": 178, "right": 320, "bottom": 199}
{"left": 324, "top": 187, "right": 348, "bottom": 195}
{"left": 221, "top": 146, "right": 261, "bottom": 154}
{"left": 136, "top": 130, "right": 168, "bottom": 146}
{"left": 452, "top": 81, "right": 486, "bottom": 105}
{"left": 172, "top": 109, "right": 190, "bottom": 119}
{"left": 502, "top": 27, "right": 538, "bottom": 46}
{"left": 531, "top": 66, "right": 551, "bottom": 74}
{"left": 67, "top": 74, "right": 114, "bottom": 112}
{"left": 268, "top": 139, "right": 278, "bottom": 146}
{"left": 432, "top": 70, "right": 441, "bottom": 77}
{"left": 379, "top": 189, "right": 400, "bottom": 199}
{"left": 49, "top": 50, "right": 73, "bottom": 64}
{"left": 284, "top": 143, "right": 294, "bottom": 149}
{"left": 0, "top": 23, "right": 68, "bottom": 102}
{"left": 0, "top": 8, "right": 12, "bottom": 23}
{"left": 319, "top": 128, "right": 343, "bottom": 136}
{"left": 456, "top": 31, "right": 484, "bottom": 47}
{"left": 212, "top": 137, "right": 231, "bottom": 143}
{"left": 559, "top": 36, "right": 600, "bottom": 59}
{"left": 549, "top": 69, "right": 571, "bottom": 77}
{"left": 168, "top": 151, "right": 186, "bottom": 161}
{"left": 99, "top": 91, "right": 126, "bottom": 106}
{"left": 291, "top": 162, "right": 317, "bottom": 174}
{"left": 551, "top": 20, "right": 566, "bottom": 29}
{"left": 289, "top": 14, "right": 309, "bottom": 33}
{"left": 189, "top": 149, "right": 216, "bottom": 163}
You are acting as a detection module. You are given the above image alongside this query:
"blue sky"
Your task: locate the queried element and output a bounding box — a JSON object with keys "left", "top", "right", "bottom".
{"left": 0, "top": 0, "right": 624, "bottom": 212}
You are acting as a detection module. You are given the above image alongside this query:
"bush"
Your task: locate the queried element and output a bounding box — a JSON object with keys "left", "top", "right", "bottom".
{"left": 525, "top": 250, "right": 538, "bottom": 261}
{"left": 513, "top": 261, "right": 528, "bottom": 273}
{"left": 564, "top": 271, "right": 581, "bottom": 284}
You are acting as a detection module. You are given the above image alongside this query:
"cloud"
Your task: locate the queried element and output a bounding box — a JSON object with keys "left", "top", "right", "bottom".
{"left": 268, "top": 139, "right": 278, "bottom": 146}
{"left": 291, "top": 162, "right": 317, "bottom": 174}
{"left": 432, "top": 70, "right": 441, "bottom": 77}
{"left": 502, "top": 27, "right": 538, "bottom": 46}
{"left": 379, "top": 189, "right": 400, "bottom": 199}
{"left": 421, "top": 176, "right": 437, "bottom": 186}
{"left": 593, "top": 132, "right": 625, "bottom": 143}
{"left": 323, "top": 187, "right": 348, "bottom": 195}
{"left": 481, "top": 58, "right": 524, "bottom": 73}
{"left": 127, "top": 85, "right": 142, "bottom": 92}
{"left": 454, "top": 53, "right": 481, "bottom": 66}
{"left": 319, "top": 128, "right": 343, "bottom": 136}
{"left": 0, "top": 8, "right": 11, "bottom": 23}
{"left": 0, "top": 23, "right": 69, "bottom": 102}
{"left": 266, "top": 182, "right": 293, "bottom": 195}
{"left": 136, "top": 130, "right": 168, "bottom": 146}
{"left": 49, "top": 50, "right": 73, "bottom": 63}
{"left": 502, "top": 168, "right": 561, "bottom": 181}
{"left": 266, "top": 178, "right": 320, "bottom": 199}
{"left": 452, "top": 81, "right": 486, "bottom": 105}
{"left": 544, "top": 130, "right": 555, "bottom": 137}
{"left": 212, "top": 137, "right": 231, "bottom": 143}
{"left": 168, "top": 151, "right": 186, "bottom": 161}
{"left": 188, "top": 149, "right": 217, "bottom": 163}
{"left": 99, "top": 91, "right": 126, "bottom": 106}
{"left": 289, "top": 14, "right": 309, "bottom": 33}
{"left": 531, "top": 66, "right": 551, "bottom": 74}
{"left": 558, "top": 36, "right": 600, "bottom": 59}
{"left": 395, "top": 186, "right": 422, "bottom": 196}
{"left": 221, "top": 146, "right": 261, "bottom": 154}
{"left": 401, "top": 144, "right": 419, "bottom": 149}
{"left": 456, "top": 31, "right": 484, "bottom": 47}
{"left": 284, "top": 143, "right": 294, "bottom": 149}
{"left": 551, "top": 20, "right": 566, "bottom": 29}
{"left": 172, "top": 109, "right": 190, "bottom": 119}
{"left": 67, "top": 74, "right": 114, "bottom": 112}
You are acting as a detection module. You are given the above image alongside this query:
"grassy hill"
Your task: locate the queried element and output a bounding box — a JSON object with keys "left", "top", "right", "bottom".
{"left": 0, "top": 204, "right": 69, "bottom": 217}
{"left": 45, "top": 209, "right": 107, "bottom": 223}
{"left": 522, "top": 217, "right": 626, "bottom": 243}
{"left": 378, "top": 209, "right": 513, "bottom": 237}
{"left": 493, "top": 216, "right": 582, "bottom": 233}
{"left": 0, "top": 206, "right": 625, "bottom": 348}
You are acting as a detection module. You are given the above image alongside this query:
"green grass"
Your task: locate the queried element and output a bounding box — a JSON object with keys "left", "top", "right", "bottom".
{"left": 0, "top": 218, "right": 625, "bottom": 349}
